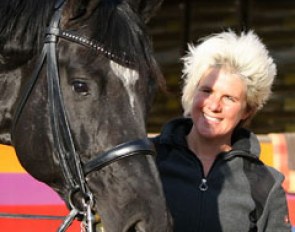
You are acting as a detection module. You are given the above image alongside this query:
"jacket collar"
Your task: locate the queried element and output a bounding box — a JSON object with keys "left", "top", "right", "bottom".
{"left": 158, "top": 117, "right": 261, "bottom": 158}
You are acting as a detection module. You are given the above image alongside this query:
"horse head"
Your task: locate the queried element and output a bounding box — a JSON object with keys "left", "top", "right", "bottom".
{"left": 0, "top": 0, "right": 172, "bottom": 231}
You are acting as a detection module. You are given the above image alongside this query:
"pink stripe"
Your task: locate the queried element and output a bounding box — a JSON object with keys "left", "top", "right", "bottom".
{"left": 0, "top": 174, "right": 64, "bottom": 205}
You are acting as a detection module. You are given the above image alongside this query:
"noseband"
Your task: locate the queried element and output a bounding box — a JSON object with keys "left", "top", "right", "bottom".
{"left": 11, "top": 0, "right": 155, "bottom": 231}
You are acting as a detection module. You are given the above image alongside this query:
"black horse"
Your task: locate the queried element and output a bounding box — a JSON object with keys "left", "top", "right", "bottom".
{"left": 0, "top": 0, "right": 172, "bottom": 231}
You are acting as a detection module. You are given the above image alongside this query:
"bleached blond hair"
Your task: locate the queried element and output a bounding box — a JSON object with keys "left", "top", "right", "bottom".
{"left": 181, "top": 30, "right": 277, "bottom": 117}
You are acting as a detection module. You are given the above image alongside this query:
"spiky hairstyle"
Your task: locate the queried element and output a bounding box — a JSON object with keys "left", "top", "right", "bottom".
{"left": 181, "top": 30, "right": 277, "bottom": 117}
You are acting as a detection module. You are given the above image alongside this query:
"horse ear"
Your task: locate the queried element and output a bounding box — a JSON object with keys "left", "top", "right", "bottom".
{"left": 64, "top": 0, "right": 95, "bottom": 21}
{"left": 126, "top": 0, "right": 164, "bottom": 23}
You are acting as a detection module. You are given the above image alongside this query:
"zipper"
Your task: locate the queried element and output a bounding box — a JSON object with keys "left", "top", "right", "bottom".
{"left": 197, "top": 153, "right": 224, "bottom": 191}
{"left": 195, "top": 158, "right": 213, "bottom": 231}
{"left": 195, "top": 153, "right": 225, "bottom": 231}
{"left": 199, "top": 178, "right": 208, "bottom": 191}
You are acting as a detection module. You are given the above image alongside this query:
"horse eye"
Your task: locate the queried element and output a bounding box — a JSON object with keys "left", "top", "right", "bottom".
{"left": 72, "top": 80, "right": 89, "bottom": 96}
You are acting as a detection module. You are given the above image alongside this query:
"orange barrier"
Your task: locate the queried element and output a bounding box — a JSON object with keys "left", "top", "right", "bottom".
{"left": 1, "top": 135, "right": 295, "bottom": 228}
{"left": 0, "top": 144, "right": 80, "bottom": 231}
{"left": 0, "top": 205, "right": 80, "bottom": 232}
{"left": 0, "top": 145, "right": 25, "bottom": 173}
{"left": 259, "top": 134, "right": 295, "bottom": 194}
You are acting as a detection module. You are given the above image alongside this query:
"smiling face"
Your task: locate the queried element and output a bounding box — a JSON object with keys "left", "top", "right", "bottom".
{"left": 190, "top": 66, "right": 250, "bottom": 143}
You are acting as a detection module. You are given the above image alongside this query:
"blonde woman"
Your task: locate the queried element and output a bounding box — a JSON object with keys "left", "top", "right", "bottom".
{"left": 153, "top": 30, "right": 291, "bottom": 232}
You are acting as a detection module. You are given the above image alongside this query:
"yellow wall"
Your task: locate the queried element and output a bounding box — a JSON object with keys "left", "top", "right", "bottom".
{"left": 260, "top": 142, "right": 274, "bottom": 166}
{"left": 0, "top": 144, "right": 25, "bottom": 173}
{"left": 0, "top": 142, "right": 275, "bottom": 172}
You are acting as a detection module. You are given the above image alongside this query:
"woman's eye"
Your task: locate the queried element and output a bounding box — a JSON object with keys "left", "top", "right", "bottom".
{"left": 72, "top": 80, "right": 89, "bottom": 96}
{"left": 224, "top": 95, "right": 235, "bottom": 102}
{"left": 199, "top": 88, "right": 211, "bottom": 93}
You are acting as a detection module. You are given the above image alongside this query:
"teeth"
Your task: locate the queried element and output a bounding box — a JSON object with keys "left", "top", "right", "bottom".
{"left": 204, "top": 113, "right": 221, "bottom": 122}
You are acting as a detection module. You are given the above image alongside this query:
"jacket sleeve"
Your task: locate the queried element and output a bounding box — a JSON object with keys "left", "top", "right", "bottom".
{"left": 258, "top": 170, "right": 291, "bottom": 232}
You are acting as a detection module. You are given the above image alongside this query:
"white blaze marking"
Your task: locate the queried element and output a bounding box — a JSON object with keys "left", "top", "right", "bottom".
{"left": 110, "top": 61, "right": 139, "bottom": 110}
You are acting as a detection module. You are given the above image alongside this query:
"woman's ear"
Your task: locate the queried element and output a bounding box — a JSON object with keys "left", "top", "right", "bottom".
{"left": 244, "top": 105, "right": 257, "bottom": 120}
{"left": 125, "top": 0, "right": 164, "bottom": 23}
{"left": 240, "top": 107, "right": 256, "bottom": 127}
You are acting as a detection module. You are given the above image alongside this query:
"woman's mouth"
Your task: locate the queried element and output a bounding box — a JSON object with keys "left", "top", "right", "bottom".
{"left": 203, "top": 113, "right": 221, "bottom": 123}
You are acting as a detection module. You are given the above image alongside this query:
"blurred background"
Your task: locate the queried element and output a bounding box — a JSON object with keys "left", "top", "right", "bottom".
{"left": 0, "top": 1, "right": 294, "bottom": 230}
{"left": 146, "top": 0, "right": 295, "bottom": 134}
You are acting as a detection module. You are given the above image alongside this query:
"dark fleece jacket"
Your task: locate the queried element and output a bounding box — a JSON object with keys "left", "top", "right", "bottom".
{"left": 152, "top": 117, "right": 291, "bottom": 232}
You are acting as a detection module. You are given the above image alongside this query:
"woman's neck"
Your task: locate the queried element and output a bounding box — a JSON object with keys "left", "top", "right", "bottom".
{"left": 186, "top": 127, "right": 232, "bottom": 176}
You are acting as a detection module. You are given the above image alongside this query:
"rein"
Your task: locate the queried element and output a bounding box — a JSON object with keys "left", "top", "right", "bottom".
{"left": 11, "top": 0, "right": 155, "bottom": 231}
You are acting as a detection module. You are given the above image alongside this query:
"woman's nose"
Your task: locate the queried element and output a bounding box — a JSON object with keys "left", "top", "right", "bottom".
{"left": 207, "top": 95, "right": 222, "bottom": 112}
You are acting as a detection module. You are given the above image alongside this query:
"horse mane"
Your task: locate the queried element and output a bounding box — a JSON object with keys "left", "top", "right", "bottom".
{"left": 0, "top": 0, "right": 164, "bottom": 86}
{"left": 0, "top": 0, "right": 54, "bottom": 54}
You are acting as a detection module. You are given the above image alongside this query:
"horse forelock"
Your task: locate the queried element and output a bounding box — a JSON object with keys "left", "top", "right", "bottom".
{"left": 0, "top": 0, "right": 54, "bottom": 54}
{"left": 88, "top": 0, "right": 163, "bottom": 84}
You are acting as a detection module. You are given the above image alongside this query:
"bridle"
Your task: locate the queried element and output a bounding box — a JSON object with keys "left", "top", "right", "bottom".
{"left": 11, "top": 0, "right": 155, "bottom": 231}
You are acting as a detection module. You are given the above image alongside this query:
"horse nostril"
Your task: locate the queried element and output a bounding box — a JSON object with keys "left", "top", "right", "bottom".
{"left": 127, "top": 221, "right": 145, "bottom": 232}
{"left": 127, "top": 225, "right": 136, "bottom": 232}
